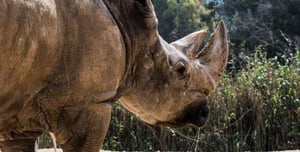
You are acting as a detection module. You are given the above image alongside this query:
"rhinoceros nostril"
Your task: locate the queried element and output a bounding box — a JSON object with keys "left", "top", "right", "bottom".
{"left": 158, "top": 103, "right": 210, "bottom": 128}
{"left": 199, "top": 105, "right": 209, "bottom": 124}
{"left": 184, "top": 103, "right": 210, "bottom": 127}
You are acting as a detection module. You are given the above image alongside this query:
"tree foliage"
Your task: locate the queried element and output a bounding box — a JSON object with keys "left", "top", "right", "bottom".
{"left": 152, "top": 0, "right": 213, "bottom": 42}
{"left": 208, "top": 0, "right": 300, "bottom": 63}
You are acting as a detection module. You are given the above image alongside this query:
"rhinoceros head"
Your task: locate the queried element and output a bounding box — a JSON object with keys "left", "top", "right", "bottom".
{"left": 115, "top": 0, "right": 228, "bottom": 128}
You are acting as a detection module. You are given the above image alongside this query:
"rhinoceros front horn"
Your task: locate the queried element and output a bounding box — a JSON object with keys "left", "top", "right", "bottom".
{"left": 197, "top": 21, "right": 229, "bottom": 86}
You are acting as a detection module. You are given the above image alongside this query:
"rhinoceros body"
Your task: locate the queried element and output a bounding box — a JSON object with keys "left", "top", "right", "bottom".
{"left": 0, "top": 0, "right": 228, "bottom": 151}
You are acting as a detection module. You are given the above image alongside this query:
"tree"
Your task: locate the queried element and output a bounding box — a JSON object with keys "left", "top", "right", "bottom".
{"left": 208, "top": 0, "right": 300, "bottom": 62}
{"left": 152, "top": 0, "right": 213, "bottom": 42}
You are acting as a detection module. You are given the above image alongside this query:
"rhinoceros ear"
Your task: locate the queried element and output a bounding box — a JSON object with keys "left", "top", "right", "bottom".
{"left": 134, "top": 0, "right": 157, "bottom": 29}
{"left": 171, "top": 30, "right": 208, "bottom": 59}
{"left": 197, "top": 20, "right": 229, "bottom": 85}
{"left": 134, "top": 0, "right": 153, "bottom": 12}
{"left": 135, "top": 0, "right": 149, "bottom": 6}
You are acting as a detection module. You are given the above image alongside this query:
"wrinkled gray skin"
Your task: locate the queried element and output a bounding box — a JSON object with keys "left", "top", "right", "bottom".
{"left": 0, "top": 0, "right": 228, "bottom": 151}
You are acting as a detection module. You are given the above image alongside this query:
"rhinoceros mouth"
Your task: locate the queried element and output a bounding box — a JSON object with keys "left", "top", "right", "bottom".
{"left": 157, "top": 100, "right": 210, "bottom": 128}
{"left": 181, "top": 102, "right": 209, "bottom": 127}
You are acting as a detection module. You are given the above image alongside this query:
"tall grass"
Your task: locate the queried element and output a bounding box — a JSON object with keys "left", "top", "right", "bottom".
{"left": 39, "top": 51, "right": 300, "bottom": 151}
{"left": 203, "top": 51, "right": 300, "bottom": 151}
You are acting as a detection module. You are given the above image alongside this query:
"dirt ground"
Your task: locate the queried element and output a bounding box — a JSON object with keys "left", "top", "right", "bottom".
{"left": 38, "top": 149, "right": 300, "bottom": 152}
{"left": 0, "top": 149, "right": 109, "bottom": 152}
{"left": 38, "top": 149, "right": 110, "bottom": 152}
{"left": 40, "top": 149, "right": 110, "bottom": 152}
{"left": 38, "top": 149, "right": 63, "bottom": 152}
{"left": 0, "top": 149, "right": 299, "bottom": 152}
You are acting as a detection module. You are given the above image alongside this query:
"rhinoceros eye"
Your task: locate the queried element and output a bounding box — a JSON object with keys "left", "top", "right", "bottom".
{"left": 173, "top": 61, "right": 188, "bottom": 80}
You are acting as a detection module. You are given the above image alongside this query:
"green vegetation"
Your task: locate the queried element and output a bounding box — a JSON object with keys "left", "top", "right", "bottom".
{"left": 204, "top": 51, "right": 300, "bottom": 151}
{"left": 152, "top": 0, "right": 213, "bottom": 42}
{"left": 207, "top": 0, "right": 300, "bottom": 67}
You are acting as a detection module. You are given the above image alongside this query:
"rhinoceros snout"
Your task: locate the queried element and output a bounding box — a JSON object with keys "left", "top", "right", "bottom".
{"left": 196, "top": 104, "right": 210, "bottom": 126}
{"left": 184, "top": 103, "right": 209, "bottom": 127}
{"left": 156, "top": 103, "right": 209, "bottom": 128}
{"left": 156, "top": 101, "right": 210, "bottom": 128}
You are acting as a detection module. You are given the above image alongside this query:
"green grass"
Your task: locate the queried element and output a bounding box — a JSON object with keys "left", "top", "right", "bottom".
{"left": 204, "top": 51, "right": 300, "bottom": 151}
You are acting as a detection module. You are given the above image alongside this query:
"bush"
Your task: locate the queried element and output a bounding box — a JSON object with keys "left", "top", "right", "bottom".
{"left": 204, "top": 51, "right": 300, "bottom": 151}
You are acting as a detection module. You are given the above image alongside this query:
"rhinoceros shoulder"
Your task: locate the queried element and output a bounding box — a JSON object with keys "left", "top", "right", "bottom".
{"left": 0, "top": 0, "right": 126, "bottom": 131}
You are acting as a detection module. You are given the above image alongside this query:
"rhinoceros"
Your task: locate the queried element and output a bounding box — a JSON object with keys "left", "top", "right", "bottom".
{"left": 0, "top": 0, "right": 228, "bottom": 151}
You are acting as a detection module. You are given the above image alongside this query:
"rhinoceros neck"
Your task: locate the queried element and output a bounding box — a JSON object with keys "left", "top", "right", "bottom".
{"left": 102, "top": 0, "right": 159, "bottom": 96}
